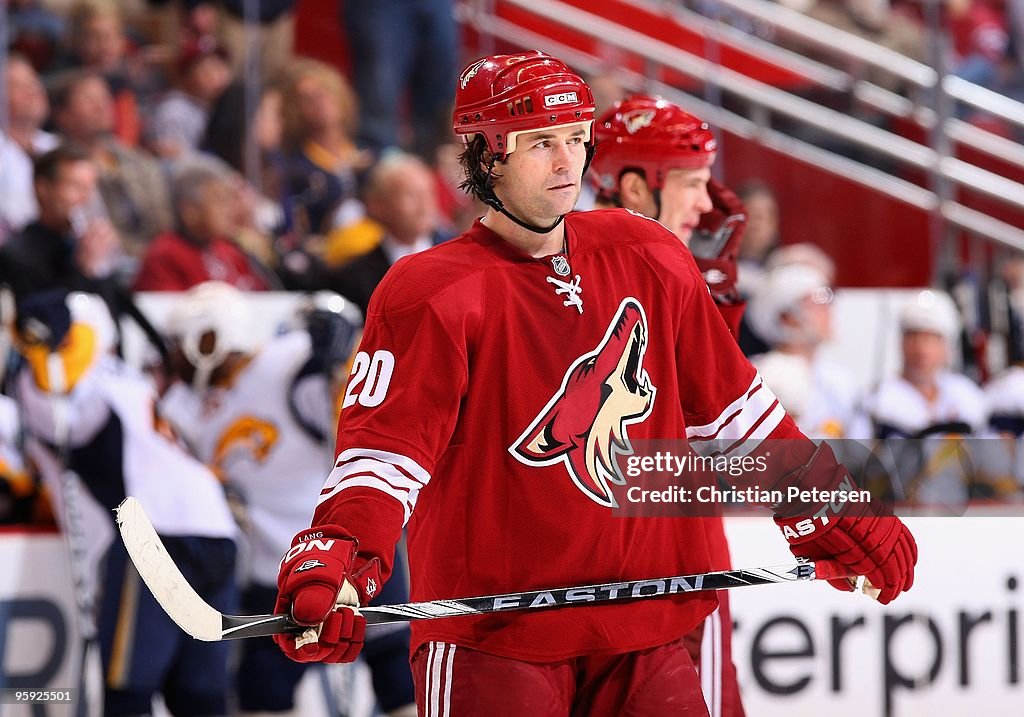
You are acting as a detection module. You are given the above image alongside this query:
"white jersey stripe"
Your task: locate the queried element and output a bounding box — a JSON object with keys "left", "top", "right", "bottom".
{"left": 327, "top": 457, "right": 426, "bottom": 494}
{"left": 686, "top": 376, "right": 780, "bottom": 444}
{"left": 688, "top": 378, "right": 784, "bottom": 456}
{"left": 429, "top": 641, "right": 446, "bottom": 717}
{"left": 319, "top": 449, "right": 432, "bottom": 525}
{"left": 714, "top": 400, "right": 787, "bottom": 459}
{"left": 317, "top": 475, "right": 418, "bottom": 525}
{"left": 686, "top": 375, "right": 764, "bottom": 439}
{"left": 699, "top": 608, "right": 723, "bottom": 717}
{"left": 425, "top": 641, "right": 436, "bottom": 717}
{"left": 442, "top": 643, "right": 455, "bottom": 717}
{"left": 335, "top": 447, "right": 430, "bottom": 485}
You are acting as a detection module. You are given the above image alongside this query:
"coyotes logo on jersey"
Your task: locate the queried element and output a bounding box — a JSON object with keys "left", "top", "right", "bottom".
{"left": 510, "top": 298, "right": 657, "bottom": 507}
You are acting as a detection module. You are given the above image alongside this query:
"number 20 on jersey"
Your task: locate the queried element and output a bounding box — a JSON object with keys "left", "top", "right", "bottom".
{"left": 343, "top": 350, "right": 395, "bottom": 409}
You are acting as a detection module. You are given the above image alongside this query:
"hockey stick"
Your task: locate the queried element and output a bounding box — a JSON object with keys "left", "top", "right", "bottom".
{"left": 117, "top": 496, "right": 866, "bottom": 642}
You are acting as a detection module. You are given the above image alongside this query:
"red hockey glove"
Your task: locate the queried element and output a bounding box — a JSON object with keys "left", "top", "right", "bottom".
{"left": 771, "top": 444, "right": 917, "bottom": 605}
{"left": 273, "top": 525, "right": 382, "bottom": 663}
{"left": 691, "top": 178, "right": 746, "bottom": 306}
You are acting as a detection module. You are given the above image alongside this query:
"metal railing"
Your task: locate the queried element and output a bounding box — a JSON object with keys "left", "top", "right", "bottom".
{"left": 459, "top": 0, "right": 1024, "bottom": 267}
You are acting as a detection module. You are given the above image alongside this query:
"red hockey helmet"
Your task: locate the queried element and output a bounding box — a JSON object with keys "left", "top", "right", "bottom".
{"left": 590, "top": 95, "right": 717, "bottom": 199}
{"left": 453, "top": 51, "right": 596, "bottom": 159}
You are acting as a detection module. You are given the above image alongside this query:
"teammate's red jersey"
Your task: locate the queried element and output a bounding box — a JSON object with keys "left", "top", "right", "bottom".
{"left": 315, "top": 209, "right": 799, "bottom": 661}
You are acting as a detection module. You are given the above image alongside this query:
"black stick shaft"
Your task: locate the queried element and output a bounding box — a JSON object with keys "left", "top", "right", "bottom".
{"left": 218, "top": 563, "right": 817, "bottom": 640}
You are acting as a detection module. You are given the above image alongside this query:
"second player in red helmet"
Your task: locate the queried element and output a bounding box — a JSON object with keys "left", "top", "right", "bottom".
{"left": 592, "top": 95, "right": 748, "bottom": 716}
{"left": 592, "top": 95, "right": 747, "bottom": 334}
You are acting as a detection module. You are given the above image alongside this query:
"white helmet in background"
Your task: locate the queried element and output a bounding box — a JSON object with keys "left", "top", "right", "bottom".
{"left": 899, "top": 290, "right": 960, "bottom": 342}
{"left": 165, "top": 282, "right": 253, "bottom": 391}
{"left": 747, "top": 264, "right": 833, "bottom": 347}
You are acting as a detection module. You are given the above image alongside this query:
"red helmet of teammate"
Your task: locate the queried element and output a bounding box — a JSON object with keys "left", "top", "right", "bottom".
{"left": 590, "top": 95, "right": 717, "bottom": 200}
{"left": 453, "top": 50, "right": 596, "bottom": 159}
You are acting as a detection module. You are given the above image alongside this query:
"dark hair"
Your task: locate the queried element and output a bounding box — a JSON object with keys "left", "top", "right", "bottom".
{"left": 33, "top": 144, "right": 93, "bottom": 182}
{"left": 737, "top": 179, "right": 776, "bottom": 204}
{"left": 201, "top": 81, "right": 259, "bottom": 174}
{"left": 48, "top": 68, "right": 105, "bottom": 115}
{"left": 457, "top": 134, "right": 501, "bottom": 202}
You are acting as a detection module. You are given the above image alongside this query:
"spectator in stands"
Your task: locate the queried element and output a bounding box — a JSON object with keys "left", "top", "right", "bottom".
{"left": 146, "top": 36, "right": 232, "bottom": 160}
{"left": 342, "top": 0, "right": 457, "bottom": 158}
{"left": 946, "top": 0, "right": 1011, "bottom": 93}
{"left": 853, "top": 290, "right": 989, "bottom": 504}
{"left": 324, "top": 152, "right": 453, "bottom": 314}
{"left": 0, "top": 54, "right": 60, "bottom": 239}
{"left": 735, "top": 180, "right": 781, "bottom": 297}
{"left": 279, "top": 59, "right": 372, "bottom": 254}
{"left": 201, "top": 80, "right": 287, "bottom": 240}
{"left": 0, "top": 146, "right": 124, "bottom": 312}
{"left": 134, "top": 158, "right": 274, "bottom": 291}
{"left": 748, "top": 264, "right": 859, "bottom": 438}
{"left": 57, "top": 0, "right": 159, "bottom": 147}
{"left": 214, "top": 0, "right": 297, "bottom": 82}
{"left": 8, "top": 0, "right": 66, "bottom": 72}
{"left": 1010, "top": 0, "right": 1024, "bottom": 83}
{"left": 810, "top": 0, "right": 925, "bottom": 57}
{"left": 0, "top": 146, "right": 169, "bottom": 358}
{"left": 51, "top": 70, "right": 172, "bottom": 258}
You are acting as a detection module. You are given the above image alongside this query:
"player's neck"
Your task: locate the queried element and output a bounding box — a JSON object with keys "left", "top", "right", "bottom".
{"left": 482, "top": 208, "right": 566, "bottom": 258}
{"left": 902, "top": 370, "right": 939, "bottom": 401}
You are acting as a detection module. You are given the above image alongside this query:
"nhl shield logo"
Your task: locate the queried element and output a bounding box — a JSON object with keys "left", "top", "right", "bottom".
{"left": 551, "top": 255, "right": 571, "bottom": 276}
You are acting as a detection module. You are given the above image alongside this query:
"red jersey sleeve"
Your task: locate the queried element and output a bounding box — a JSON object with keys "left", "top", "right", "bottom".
{"left": 312, "top": 255, "right": 472, "bottom": 580}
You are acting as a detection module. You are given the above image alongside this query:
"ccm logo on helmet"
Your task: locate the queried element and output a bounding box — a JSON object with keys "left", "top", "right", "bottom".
{"left": 544, "top": 92, "right": 579, "bottom": 108}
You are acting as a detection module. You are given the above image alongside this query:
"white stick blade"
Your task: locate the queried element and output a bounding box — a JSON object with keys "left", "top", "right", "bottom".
{"left": 115, "top": 497, "right": 223, "bottom": 641}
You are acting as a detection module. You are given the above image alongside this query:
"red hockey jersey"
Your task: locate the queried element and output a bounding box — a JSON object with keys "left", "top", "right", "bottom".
{"left": 315, "top": 209, "right": 799, "bottom": 661}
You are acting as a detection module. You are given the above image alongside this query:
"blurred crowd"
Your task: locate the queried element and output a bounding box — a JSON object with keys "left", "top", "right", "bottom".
{"left": 1, "top": 0, "right": 471, "bottom": 302}
{"left": 0, "top": 0, "right": 1023, "bottom": 523}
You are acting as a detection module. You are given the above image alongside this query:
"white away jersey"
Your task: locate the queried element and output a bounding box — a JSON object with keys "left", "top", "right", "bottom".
{"left": 161, "top": 330, "right": 334, "bottom": 585}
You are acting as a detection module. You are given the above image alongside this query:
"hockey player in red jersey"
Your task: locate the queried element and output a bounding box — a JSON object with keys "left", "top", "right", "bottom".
{"left": 590, "top": 94, "right": 750, "bottom": 717}
{"left": 273, "top": 51, "right": 917, "bottom": 714}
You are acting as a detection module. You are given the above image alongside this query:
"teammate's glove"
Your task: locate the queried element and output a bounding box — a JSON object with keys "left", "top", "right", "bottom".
{"left": 273, "top": 525, "right": 382, "bottom": 663}
{"left": 771, "top": 444, "right": 917, "bottom": 605}
{"left": 690, "top": 179, "right": 746, "bottom": 306}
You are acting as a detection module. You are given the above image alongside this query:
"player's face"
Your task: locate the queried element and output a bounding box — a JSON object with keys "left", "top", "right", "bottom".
{"left": 494, "top": 124, "right": 588, "bottom": 226}
{"left": 901, "top": 330, "right": 948, "bottom": 384}
{"left": 657, "top": 167, "right": 713, "bottom": 245}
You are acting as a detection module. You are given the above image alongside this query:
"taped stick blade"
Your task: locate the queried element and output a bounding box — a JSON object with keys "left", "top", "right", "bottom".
{"left": 115, "top": 497, "right": 223, "bottom": 641}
